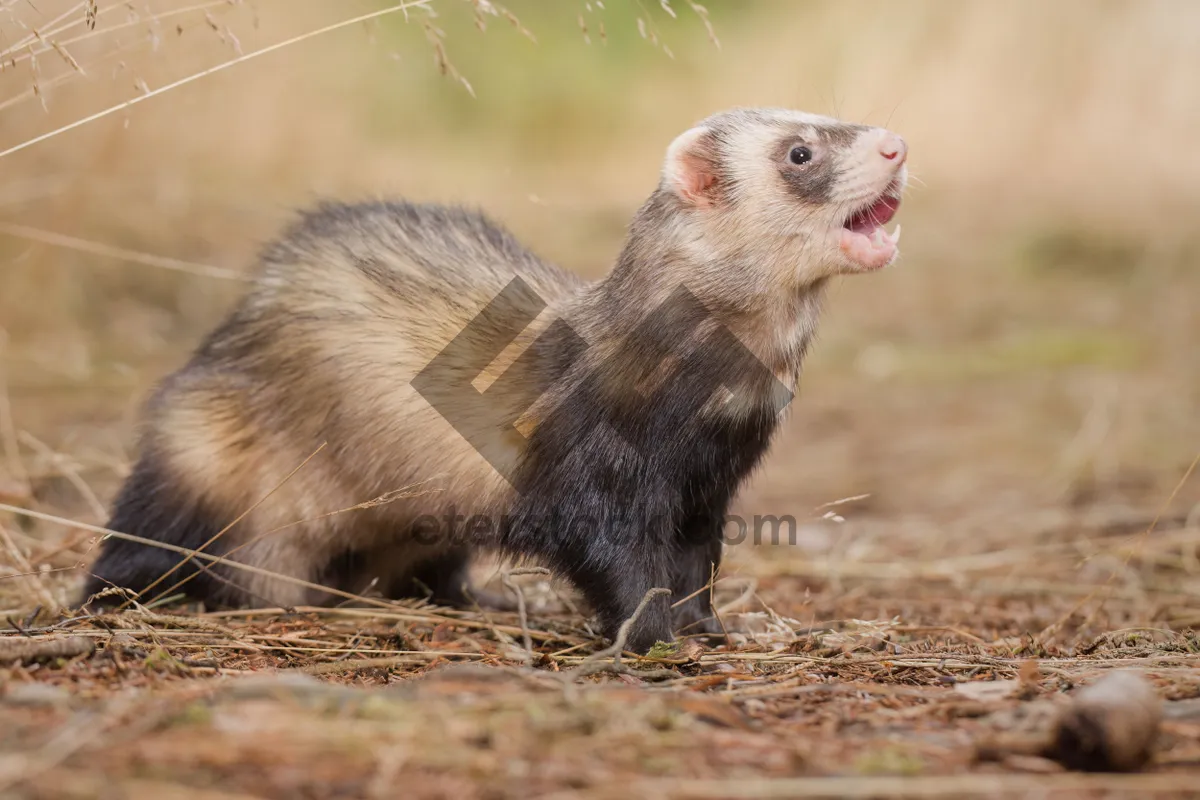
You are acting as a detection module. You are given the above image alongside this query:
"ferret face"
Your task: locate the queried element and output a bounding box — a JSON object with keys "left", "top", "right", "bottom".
{"left": 662, "top": 108, "right": 907, "bottom": 283}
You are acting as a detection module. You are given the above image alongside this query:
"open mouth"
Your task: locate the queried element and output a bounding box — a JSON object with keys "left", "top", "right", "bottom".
{"left": 839, "top": 190, "right": 902, "bottom": 271}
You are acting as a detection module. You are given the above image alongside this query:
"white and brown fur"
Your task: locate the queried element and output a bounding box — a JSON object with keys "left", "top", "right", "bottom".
{"left": 83, "top": 108, "right": 907, "bottom": 652}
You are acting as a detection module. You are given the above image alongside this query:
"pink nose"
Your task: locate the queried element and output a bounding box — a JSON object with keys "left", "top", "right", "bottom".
{"left": 879, "top": 133, "right": 906, "bottom": 163}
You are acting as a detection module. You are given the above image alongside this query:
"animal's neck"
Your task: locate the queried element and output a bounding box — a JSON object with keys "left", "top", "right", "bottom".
{"left": 565, "top": 199, "right": 830, "bottom": 378}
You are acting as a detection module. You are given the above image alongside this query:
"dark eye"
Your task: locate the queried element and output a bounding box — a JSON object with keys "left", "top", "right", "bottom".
{"left": 788, "top": 145, "right": 812, "bottom": 165}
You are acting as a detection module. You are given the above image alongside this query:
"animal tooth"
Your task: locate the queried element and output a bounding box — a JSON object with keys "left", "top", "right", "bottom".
{"left": 871, "top": 229, "right": 885, "bottom": 247}
{"left": 890, "top": 224, "right": 901, "bottom": 244}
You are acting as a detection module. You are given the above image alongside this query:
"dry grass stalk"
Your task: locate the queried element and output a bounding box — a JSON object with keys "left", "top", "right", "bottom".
{"left": 0, "top": 1, "right": 435, "bottom": 160}
{"left": 0, "top": 334, "right": 26, "bottom": 496}
{"left": 500, "top": 566, "right": 551, "bottom": 660}
{"left": 0, "top": 1, "right": 242, "bottom": 115}
{"left": 15, "top": 430, "right": 106, "bottom": 520}
{"left": 125, "top": 442, "right": 330, "bottom": 611}
{"left": 0, "top": 222, "right": 244, "bottom": 280}
{"left": 0, "top": 633, "right": 92, "bottom": 664}
{"left": 0, "top": 503, "right": 426, "bottom": 613}
{"left": 0, "top": 521, "right": 58, "bottom": 611}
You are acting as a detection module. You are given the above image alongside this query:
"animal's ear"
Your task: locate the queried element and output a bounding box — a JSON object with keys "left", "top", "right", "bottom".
{"left": 663, "top": 126, "right": 720, "bottom": 207}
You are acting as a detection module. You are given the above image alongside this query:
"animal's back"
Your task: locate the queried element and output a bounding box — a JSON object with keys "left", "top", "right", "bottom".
{"left": 84, "top": 201, "right": 582, "bottom": 608}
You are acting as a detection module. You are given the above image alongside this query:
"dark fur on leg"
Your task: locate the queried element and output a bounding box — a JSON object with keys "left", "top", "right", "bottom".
{"left": 80, "top": 448, "right": 228, "bottom": 608}
{"left": 505, "top": 437, "right": 679, "bottom": 653}
{"left": 560, "top": 523, "right": 675, "bottom": 654}
{"left": 502, "top": 299, "right": 783, "bottom": 653}
{"left": 671, "top": 479, "right": 743, "bottom": 640}
{"left": 671, "top": 536, "right": 725, "bottom": 639}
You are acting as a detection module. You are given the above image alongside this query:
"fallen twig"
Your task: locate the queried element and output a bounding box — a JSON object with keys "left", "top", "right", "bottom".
{"left": 0, "top": 634, "right": 93, "bottom": 665}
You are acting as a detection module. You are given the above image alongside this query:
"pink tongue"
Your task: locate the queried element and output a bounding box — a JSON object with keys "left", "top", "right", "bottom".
{"left": 848, "top": 196, "right": 899, "bottom": 233}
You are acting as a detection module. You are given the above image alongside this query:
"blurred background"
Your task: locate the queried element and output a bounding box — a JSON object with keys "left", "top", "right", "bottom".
{"left": 1, "top": 1, "right": 1198, "bottom": 609}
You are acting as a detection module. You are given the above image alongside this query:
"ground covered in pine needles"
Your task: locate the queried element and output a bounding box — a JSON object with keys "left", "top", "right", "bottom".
{"left": 3, "top": 499, "right": 1200, "bottom": 799}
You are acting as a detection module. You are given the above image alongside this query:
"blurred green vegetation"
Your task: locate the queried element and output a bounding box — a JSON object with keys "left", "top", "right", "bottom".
{"left": 0, "top": 0, "right": 1197, "bottom": 514}
{"left": 1018, "top": 228, "right": 1147, "bottom": 281}
{"left": 361, "top": 2, "right": 740, "bottom": 156}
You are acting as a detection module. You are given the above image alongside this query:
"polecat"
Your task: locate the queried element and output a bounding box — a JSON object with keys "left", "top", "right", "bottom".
{"left": 82, "top": 107, "right": 907, "bottom": 653}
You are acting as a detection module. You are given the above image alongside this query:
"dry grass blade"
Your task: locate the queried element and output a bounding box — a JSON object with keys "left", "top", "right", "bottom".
{"left": 204, "top": 604, "right": 570, "bottom": 644}
{"left": 132, "top": 442, "right": 329, "bottom": 610}
{"left": 15, "top": 431, "right": 106, "bottom": 520}
{"left": 501, "top": 566, "right": 550, "bottom": 660}
{"left": 0, "top": 520, "right": 58, "bottom": 610}
{"left": 565, "top": 587, "right": 680, "bottom": 680}
{"left": 688, "top": 1, "right": 719, "bottom": 49}
{"left": 0, "top": 334, "right": 27, "bottom": 494}
{"left": 0, "top": 503, "right": 414, "bottom": 613}
{"left": 146, "top": 476, "right": 441, "bottom": 608}
{"left": 47, "top": 40, "right": 84, "bottom": 75}
{"left": 0, "top": 1, "right": 432, "bottom": 160}
{"left": 0, "top": 222, "right": 244, "bottom": 280}
{"left": 208, "top": 480, "right": 445, "bottom": 563}
{"left": 1039, "top": 448, "right": 1200, "bottom": 642}
{"left": 0, "top": 2, "right": 87, "bottom": 60}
